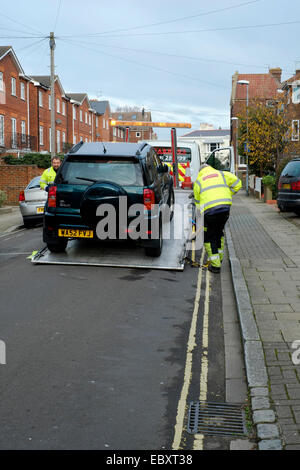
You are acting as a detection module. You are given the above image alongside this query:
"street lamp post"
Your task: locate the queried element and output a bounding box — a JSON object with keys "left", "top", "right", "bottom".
{"left": 231, "top": 116, "right": 238, "bottom": 173}
{"left": 237, "top": 80, "right": 250, "bottom": 196}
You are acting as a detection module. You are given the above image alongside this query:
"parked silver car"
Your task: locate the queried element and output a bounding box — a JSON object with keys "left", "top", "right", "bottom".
{"left": 19, "top": 176, "right": 47, "bottom": 228}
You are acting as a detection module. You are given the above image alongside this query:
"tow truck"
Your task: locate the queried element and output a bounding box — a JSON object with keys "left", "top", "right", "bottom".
{"left": 31, "top": 121, "right": 236, "bottom": 271}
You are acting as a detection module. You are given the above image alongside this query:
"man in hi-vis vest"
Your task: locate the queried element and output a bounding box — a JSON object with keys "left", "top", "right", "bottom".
{"left": 40, "top": 156, "right": 61, "bottom": 190}
{"left": 193, "top": 164, "right": 241, "bottom": 273}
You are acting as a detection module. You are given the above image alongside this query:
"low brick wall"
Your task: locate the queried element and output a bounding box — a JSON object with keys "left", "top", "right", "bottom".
{"left": 0, "top": 165, "right": 43, "bottom": 205}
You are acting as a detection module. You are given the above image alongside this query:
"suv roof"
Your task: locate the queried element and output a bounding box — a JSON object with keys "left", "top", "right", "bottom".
{"left": 68, "top": 141, "right": 150, "bottom": 158}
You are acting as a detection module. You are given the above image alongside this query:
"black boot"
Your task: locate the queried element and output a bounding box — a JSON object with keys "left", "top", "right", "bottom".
{"left": 208, "top": 265, "right": 220, "bottom": 273}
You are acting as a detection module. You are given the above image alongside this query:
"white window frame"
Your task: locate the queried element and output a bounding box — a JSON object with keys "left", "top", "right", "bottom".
{"left": 62, "top": 101, "right": 65, "bottom": 116}
{"left": 62, "top": 131, "right": 66, "bottom": 145}
{"left": 48, "top": 95, "right": 51, "bottom": 110}
{"left": 85, "top": 112, "right": 88, "bottom": 124}
{"left": 0, "top": 115, "right": 4, "bottom": 146}
{"left": 96, "top": 116, "right": 98, "bottom": 128}
{"left": 89, "top": 114, "right": 91, "bottom": 126}
{"left": 21, "top": 120, "right": 26, "bottom": 142}
{"left": 73, "top": 134, "right": 76, "bottom": 144}
{"left": 11, "top": 118, "right": 17, "bottom": 147}
{"left": 39, "top": 90, "right": 43, "bottom": 107}
{"left": 20, "top": 82, "right": 25, "bottom": 100}
{"left": 103, "top": 119, "right": 105, "bottom": 129}
{"left": 106, "top": 120, "right": 108, "bottom": 130}
{"left": 73, "top": 106, "right": 76, "bottom": 120}
{"left": 0, "top": 72, "right": 3, "bottom": 92}
{"left": 136, "top": 131, "right": 141, "bottom": 138}
{"left": 39, "top": 125, "right": 44, "bottom": 146}
{"left": 11, "top": 77, "right": 16, "bottom": 96}
{"left": 56, "top": 129, "right": 60, "bottom": 152}
{"left": 239, "top": 155, "right": 247, "bottom": 167}
{"left": 56, "top": 98, "right": 60, "bottom": 114}
{"left": 292, "top": 120, "right": 300, "bottom": 141}
{"left": 80, "top": 110, "right": 83, "bottom": 122}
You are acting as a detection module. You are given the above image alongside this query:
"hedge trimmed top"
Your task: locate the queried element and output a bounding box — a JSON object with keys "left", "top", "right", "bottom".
{"left": 3, "top": 153, "right": 65, "bottom": 169}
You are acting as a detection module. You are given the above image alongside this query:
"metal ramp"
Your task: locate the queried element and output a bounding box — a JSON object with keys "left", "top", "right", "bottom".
{"left": 31, "top": 190, "right": 192, "bottom": 271}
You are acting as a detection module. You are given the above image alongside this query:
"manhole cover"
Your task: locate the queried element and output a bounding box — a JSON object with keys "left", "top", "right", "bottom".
{"left": 187, "top": 401, "right": 247, "bottom": 436}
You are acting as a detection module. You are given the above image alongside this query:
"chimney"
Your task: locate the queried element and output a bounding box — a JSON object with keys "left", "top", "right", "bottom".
{"left": 269, "top": 67, "right": 282, "bottom": 84}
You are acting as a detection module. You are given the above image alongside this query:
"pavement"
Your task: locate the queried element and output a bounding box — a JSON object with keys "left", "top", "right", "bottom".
{"left": 227, "top": 191, "right": 300, "bottom": 450}
{"left": 0, "top": 206, "right": 23, "bottom": 233}
{"left": 2, "top": 194, "right": 300, "bottom": 450}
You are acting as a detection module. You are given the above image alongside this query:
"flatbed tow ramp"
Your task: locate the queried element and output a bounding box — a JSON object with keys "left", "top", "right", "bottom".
{"left": 31, "top": 190, "right": 193, "bottom": 271}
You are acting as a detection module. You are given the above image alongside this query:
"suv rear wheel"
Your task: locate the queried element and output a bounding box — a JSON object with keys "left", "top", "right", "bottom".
{"left": 47, "top": 239, "right": 68, "bottom": 253}
{"left": 145, "top": 216, "right": 163, "bottom": 257}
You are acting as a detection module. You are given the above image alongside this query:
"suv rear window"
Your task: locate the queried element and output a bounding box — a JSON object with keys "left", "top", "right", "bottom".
{"left": 58, "top": 156, "right": 145, "bottom": 186}
{"left": 281, "top": 161, "right": 300, "bottom": 178}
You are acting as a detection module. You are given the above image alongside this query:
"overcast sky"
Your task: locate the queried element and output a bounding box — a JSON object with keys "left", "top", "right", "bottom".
{"left": 1, "top": 0, "right": 300, "bottom": 139}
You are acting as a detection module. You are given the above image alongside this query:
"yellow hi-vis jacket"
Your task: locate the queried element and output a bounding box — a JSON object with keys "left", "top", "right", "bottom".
{"left": 40, "top": 166, "right": 57, "bottom": 190}
{"left": 193, "top": 165, "right": 241, "bottom": 213}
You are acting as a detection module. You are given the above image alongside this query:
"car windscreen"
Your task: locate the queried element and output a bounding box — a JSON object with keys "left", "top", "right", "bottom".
{"left": 281, "top": 161, "right": 300, "bottom": 178}
{"left": 58, "top": 156, "right": 145, "bottom": 186}
{"left": 154, "top": 146, "right": 192, "bottom": 163}
{"left": 27, "top": 176, "right": 41, "bottom": 189}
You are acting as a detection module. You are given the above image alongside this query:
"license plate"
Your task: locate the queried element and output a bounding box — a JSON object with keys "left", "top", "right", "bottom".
{"left": 283, "top": 184, "right": 291, "bottom": 189}
{"left": 36, "top": 207, "right": 44, "bottom": 214}
{"left": 58, "top": 229, "right": 93, "bottom": 238}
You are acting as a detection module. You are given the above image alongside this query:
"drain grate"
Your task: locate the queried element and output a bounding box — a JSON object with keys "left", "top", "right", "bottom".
{"left": 187, "top": 401, "right": 247, "bottom": 436}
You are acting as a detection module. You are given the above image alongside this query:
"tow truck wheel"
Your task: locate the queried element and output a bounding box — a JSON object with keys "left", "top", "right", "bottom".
{"left": 47, "top": 240, "right": 68, "bottom": 253}
{"left": 145, "top": 216, "right": 163, "bottom": 257}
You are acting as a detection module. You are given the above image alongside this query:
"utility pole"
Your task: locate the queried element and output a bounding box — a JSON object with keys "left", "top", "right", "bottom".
{"left": 50, "top": 32, "right": 56, "bottom": 157}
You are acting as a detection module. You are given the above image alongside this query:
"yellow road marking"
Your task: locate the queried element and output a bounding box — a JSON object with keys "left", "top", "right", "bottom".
{"left": 172, "top": 249, "right": 205, "bottom": 450}
{"left": 193, "top": 268, "right": 210, "bottom": 450}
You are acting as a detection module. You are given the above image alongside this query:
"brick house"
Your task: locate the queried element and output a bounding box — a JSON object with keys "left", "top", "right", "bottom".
{"left": 90, "top": 100, "right": 126, "bottom": 142}
{"left": 0, "top": 46, "right": 35, "bottom": 155}
{"left": 281, "top": 68, "right": 300, "bottom": 156}
{"left": 66, "top": 93, "right": 96, "bottom": 145}
{"left": 30, "top": 75, "right": 70, "bottom": 154}
{"left": 110, "top": 109, "right": 153, "bottom": 143}
{"left": 90, "top": 100, "right": 111, "bottom": 141}
{"left": 230, "top": 68, "right": 282, "bottom": 171}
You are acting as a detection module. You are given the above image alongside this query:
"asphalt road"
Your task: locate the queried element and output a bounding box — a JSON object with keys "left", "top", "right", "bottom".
{"left": 0, "top": 226, "right": 226, "bottom": 450}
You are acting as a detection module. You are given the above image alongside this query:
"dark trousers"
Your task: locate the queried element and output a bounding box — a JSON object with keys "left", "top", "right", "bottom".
{"left": 204, "top": 211, "right": 230, "bottom": 266}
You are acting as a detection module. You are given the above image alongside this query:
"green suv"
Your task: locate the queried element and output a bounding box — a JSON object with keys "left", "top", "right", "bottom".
{"left": 43, "top": 142, "right": 174, "bottom": 257}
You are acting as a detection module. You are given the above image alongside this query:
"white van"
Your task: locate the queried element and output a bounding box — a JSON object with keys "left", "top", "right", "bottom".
{"left": 140, "top": 139, "right": 203, "bottom": 184}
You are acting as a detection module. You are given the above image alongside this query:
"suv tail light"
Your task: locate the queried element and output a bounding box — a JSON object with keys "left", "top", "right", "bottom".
{"left": 278, "top": 181, "right": 282, "bottom": 190}
{"left": 291, "top": 181, "right": 300, "bottom": 191}
{"left": 48, "top": 185, "right": 57, "bottom": 207}
{"left": 143, "top": 188, "right": 155, "bottom": 210}
{"left": 19, "top": 190, "right": 25, "bottom": 202}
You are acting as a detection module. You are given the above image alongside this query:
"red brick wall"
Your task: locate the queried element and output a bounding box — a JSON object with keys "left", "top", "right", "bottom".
{"left": 0, "top": 52, "right": 30, "bottom": 149}
{"left": 68, "top": 97, "right": 95, "bottom": 145}
{"left": 29, "top": 81, "right": 69, "bottom": 153}
{"left": 0, "top": 165, "right": 43, "bottom": 204}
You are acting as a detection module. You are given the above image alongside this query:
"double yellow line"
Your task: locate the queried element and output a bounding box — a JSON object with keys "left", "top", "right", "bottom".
{"left": 172, "top": 248, "right": 211, "bottom": 451}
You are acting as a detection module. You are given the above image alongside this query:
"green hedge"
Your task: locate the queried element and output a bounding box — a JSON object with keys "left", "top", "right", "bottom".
{"left": 3, "top": 153, "right": 65, "bottom": 169}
